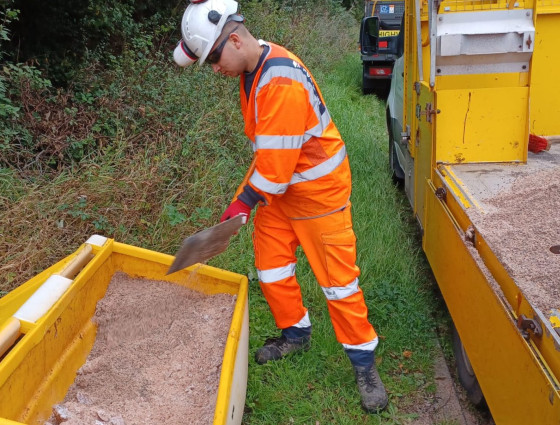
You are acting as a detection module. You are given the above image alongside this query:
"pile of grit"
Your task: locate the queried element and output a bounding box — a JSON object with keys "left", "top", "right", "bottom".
{"left": 466, "top": 167, "right": 560, "bottom": 314}
{"left": 47, "top": 272, "right": 236, "bottom": 425}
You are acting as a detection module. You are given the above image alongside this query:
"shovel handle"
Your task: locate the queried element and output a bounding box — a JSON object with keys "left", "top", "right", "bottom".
{"left": 0, "top": 317, "right": 21, "bottom": 358}
{"left": 232, "top": 156, "right": 257, "bottom": 201}
{"left": 59, "top": 244, "right": 93, "bottom": 279}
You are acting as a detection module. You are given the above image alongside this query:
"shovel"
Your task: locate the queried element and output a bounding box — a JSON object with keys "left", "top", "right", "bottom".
{"left": 166, "top": 157, "right": 257, "bottom": 275}
{"left": 166, "top": 214, "right": 246, "bottom": 274}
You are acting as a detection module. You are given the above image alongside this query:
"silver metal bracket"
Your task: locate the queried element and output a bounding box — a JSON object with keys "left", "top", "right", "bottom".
{"left": 435, "top": 186, "right": 447, "bottom": 202}
{"left": 435, "top": 9, "right": 535, "bottom": 76}
{"left": 401, "top": 125, "right": 411, "bottom": 143}
{"left": 416, "top": 103, "right": 440, "bottom": 123}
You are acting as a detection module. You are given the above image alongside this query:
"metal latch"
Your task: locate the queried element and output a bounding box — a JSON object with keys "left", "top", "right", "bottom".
{"left": 416, "top": 103, "right": 440, "bottom": 123}
{"left": 435, "top": 187, "right": 447, "bottom": 202}
{"left": 517, "top": 315, "right": 542, "bottom": 341}
{"left": 401, "top": 125, "right": 411, "bottom": 143}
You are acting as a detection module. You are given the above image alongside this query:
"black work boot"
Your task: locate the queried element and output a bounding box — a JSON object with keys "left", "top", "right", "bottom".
{"left": 353, "top": 362, "right": 389, "bottom": 413}
{"left": 255, "top": 335, "right": 311, "bottom": 365}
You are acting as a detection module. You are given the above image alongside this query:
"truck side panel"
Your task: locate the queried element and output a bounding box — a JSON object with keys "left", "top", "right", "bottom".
{"left": 423, "top": 179, "right": 560, "bottom": 423}
{"left": 530, "top": 9, "right": 560, "bottom": 136}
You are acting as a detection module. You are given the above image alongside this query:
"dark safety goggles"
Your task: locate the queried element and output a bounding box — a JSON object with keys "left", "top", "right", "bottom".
{"left": 206, "top": 25, "right": 240, "bottom": 64}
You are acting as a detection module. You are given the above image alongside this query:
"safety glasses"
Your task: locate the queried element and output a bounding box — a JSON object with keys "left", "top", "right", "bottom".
{"left": 206, "top": 25, "right": 239, "bottom": 64}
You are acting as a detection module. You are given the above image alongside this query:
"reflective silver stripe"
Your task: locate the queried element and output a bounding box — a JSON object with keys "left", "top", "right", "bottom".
{"left": 293, "top": 311, "right": 311, "bottom": 328}
{"left": 257, "top": 263, "right": 296, "bottom": 284}
{"left": 305, "top": 109, "right": 332, "bottom": 139}
{"left": 255, "top": 134, "right": 303, "bottom": 150}
{"left": 256, "top": 101, "right": 330, "bottom": 145}
{"left": 321, "top": 277, "right": 359, "bottom": 301}
{"left": 256, "top": 64, "right": 325, "bottom": 130}
{"left": 291, "top": 146, "right": 347, "bottom": 185}
{"left": 250, "top": 169, "right": 289, "bottom": 195}
{"left": 342, "top": 337, "right": 379, "bottom": 352}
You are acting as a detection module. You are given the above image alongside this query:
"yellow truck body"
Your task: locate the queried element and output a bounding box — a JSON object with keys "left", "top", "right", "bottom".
{"left": 0, "top": 236, "right": 249, "bottom": 425}
{"left": 387, "top": 0, "right": 560, "bottom": 422}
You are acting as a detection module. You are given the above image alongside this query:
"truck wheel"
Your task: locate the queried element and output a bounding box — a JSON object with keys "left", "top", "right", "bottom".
{"left": 362, "top": 74, "right": 373, "bottom": 95}
{"left": 452, "top": 325, "right": 486, "bottom": 408}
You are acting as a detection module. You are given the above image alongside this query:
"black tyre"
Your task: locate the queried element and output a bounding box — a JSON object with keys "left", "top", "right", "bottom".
{"left": 452, "top": 324, "right": 486, "bottom": 408}
{"left": 362, "top": 73, "right": 374, "bottom": 95}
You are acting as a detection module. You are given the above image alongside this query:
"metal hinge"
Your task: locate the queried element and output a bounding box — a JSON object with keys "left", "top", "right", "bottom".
{"left": 435, "top": 187, "right": 447, "bottom": 202}
{"left": 416, "top": 103, "right": 440, "bottom": 123}
{"left": 517, "top": 314, "right": 542, "bottom": 341}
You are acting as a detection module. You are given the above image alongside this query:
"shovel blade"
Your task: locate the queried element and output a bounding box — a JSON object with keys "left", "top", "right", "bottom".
{"left": 166, "top": 215, "right": 245, "bottom": 275}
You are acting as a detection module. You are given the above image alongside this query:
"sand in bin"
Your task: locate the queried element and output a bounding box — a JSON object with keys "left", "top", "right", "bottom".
{"left": 47, "top": 272, "right": 236, "bottom": 425}
{"left": 467, "top": 168, "right": 560, "bottom": 314}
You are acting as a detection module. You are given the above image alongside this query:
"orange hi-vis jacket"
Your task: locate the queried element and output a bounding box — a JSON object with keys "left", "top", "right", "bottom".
{"left": 240, "top": 42, "right": 352, "bottom": 219}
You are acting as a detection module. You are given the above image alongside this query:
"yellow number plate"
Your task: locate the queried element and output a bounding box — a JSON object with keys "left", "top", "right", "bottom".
{"left": 380, "top": 30, "right": 400, "bottom": 37}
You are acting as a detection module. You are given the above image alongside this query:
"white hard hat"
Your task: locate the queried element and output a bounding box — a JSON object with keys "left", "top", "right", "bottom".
{"left": 173, "top": 0, "right": 243, "bottom": 67}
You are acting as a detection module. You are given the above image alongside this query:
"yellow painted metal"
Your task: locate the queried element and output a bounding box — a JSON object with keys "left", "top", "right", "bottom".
{"left": 437, "top": 165, "right": 480, "bottom": 210}
{"left": 435, "top": 87, "right": 529, "bottom": 164}
{"left": 401, "top": 0, "right": 420, "bottom": 159}
{"left": 415, "top": 82, "right": 435, "bottom": 228}
{"left": 0, "top": 239, "right": 248, "bottom": 425}
{"left": 475, "top": 231, "right": 560, "bottom": 387}
{"left": 0, "top": 419, "right": 27, "bottom": 425}
{"left": 530, "top": 11, "right": 560, "bottom": 136}
{"left": 423, "top": 181, "right": 560, "bottom": 423}
{"left": 436, "top": 72, "right": 529, "bottom": 91}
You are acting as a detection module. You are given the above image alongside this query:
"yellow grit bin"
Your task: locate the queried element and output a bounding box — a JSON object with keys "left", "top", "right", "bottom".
{"left": 0, "top": 235, "right": 249, "bottom": 425}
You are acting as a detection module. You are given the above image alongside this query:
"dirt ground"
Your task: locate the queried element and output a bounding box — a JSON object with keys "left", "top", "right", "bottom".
{"left": 399, "top": 337, "right": 495, "bottom": 425}
{"left": 47, "top": 273, "right": 236, "bottom": 425}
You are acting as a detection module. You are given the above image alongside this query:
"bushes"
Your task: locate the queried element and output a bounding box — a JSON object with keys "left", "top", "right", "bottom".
{"left": 0, "top": 0, "right": 359, "bottom": 288}
{"left": 4, "top": 0, "right": 178, "bottom": 86}
{"left": 1, "top": 0, "right": 357, "bottom": 172}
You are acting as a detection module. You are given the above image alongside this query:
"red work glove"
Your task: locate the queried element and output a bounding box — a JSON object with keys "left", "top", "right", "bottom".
{"left": 220, "top": 199, "right": 252, "bottom": 223}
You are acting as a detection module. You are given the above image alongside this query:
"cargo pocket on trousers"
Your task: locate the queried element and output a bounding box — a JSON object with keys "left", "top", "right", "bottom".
{"left": 321, "top": 227, "right": 359, "bottom": 287}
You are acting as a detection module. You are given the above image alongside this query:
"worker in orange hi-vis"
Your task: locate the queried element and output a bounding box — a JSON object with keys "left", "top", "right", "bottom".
{"left": 174, "top": 0, "right": 388, "bottom": 413}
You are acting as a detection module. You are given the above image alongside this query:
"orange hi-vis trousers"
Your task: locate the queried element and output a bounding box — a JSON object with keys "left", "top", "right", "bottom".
{"left": 252, "top": 202, "right": 378, "bottom": 350}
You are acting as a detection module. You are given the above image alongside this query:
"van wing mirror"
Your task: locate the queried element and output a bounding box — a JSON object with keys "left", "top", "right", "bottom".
{"left": 360, "top": 16, "right": 380, "bottom": 55}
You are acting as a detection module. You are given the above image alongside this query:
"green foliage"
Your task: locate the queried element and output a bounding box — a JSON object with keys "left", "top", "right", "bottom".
{"left": 0, "top": 63, "right": 52, "bottom": 163}
{"left": 3, "top": 0, "right": 178, "bottom": 85}
{"left": 163, "top": 204, "right": 187, "bottom": 227}
{"left": 0, "top": 6, "right": 18, "bottom": 44}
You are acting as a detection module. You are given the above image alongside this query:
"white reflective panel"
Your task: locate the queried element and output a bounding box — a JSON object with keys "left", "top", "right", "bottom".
{"left": 342, "top": 336, "right": 379, "bottom": 352}
{"left": 321, "top": 277, "right": 359, "bottom": 300}
{"left": 257, "top": 263, "right": 296, "bottom": 283}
